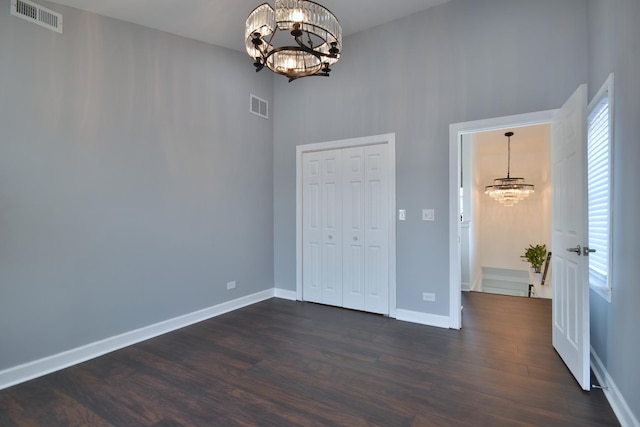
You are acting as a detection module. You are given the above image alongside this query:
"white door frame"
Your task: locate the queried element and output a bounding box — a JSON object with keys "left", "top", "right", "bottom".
{"left": 448, "top": 111, "right": 557, "bottom": 329}
{"left": 296, "top": 133, "right": 397, "bottom": 317}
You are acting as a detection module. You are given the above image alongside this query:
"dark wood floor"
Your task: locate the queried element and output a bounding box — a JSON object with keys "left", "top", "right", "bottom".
{"left": 0, "top": 292, "right": 619, "bottom": 426}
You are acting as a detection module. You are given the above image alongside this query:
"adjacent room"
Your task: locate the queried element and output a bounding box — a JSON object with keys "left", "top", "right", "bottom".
{"left": 460, "top": 125, "right": 552, "bottom": 299}
{"left": 1, "top": 0, "right": 638, "bottom": 425}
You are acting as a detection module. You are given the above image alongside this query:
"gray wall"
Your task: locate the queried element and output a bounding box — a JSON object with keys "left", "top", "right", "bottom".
{"left": 0, "top": 0, "right": 274, "bottom": 370}
{"left": 273, "top": 0, "right": 588, "bottom": 314}
{"left": 588, "top": 0, "right": 640, "bottom": 418}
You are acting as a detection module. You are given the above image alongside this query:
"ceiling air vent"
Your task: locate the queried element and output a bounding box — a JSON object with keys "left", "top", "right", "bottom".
{"left": 250, "top": 94, "right": 268, "bottom": 119}
{"left": 11, "top": 0, "right": 63, "bottom": 34}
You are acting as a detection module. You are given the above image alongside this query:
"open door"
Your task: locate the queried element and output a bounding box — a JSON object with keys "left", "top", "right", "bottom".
{"left": 551, "top": 84, "right": 591, "bottom": 390}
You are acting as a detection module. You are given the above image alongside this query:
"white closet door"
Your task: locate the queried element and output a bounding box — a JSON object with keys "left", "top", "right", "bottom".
{"left": 364, "top": 144, "right": 389, "bottom": 314}
{"left": 302, "top": 151, "right": 323, "bottom": 303}
{"left": 342, "top": 147, "right": 366, "bottom": 310}
{"left": 302, "top": 143, "right": 389, "bottom": 314}
{"left": 320, "top": 150, "right": 343, "bottom": 306}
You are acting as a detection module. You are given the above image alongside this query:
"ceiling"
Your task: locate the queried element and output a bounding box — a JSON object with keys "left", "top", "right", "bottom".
{"left": 472, "top": 125, "right": 551, "bottom": 156}
{"left": 46, "top": 0, "right": 451, "bottom": 52}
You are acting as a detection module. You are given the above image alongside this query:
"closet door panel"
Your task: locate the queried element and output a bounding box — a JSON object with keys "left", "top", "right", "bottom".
{"left": 342, "top": 147, "right": 366, "bottom": 310}
{"left": 321, "top": 150, "right": 343, "bottom": 306}
{"left": 302, "top": 152, "right": 323, "bottom": 303}
{"left": 364, "top": 144, "right": 389, "bottom": 314}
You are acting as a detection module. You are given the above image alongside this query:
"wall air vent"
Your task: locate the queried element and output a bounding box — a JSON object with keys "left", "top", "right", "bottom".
{"left": 250, "top": 94, "right": 268, "bottom": 119}
{"left": 11, "top": 0, "right": 63, "bottom": 34}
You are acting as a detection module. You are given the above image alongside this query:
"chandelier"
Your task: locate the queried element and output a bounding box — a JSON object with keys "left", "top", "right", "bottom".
{"left": 245, "top": 0, "right": 342, "bottom": 82}
{"left": 484, "top": 131, "right": 534, "bottom": 207}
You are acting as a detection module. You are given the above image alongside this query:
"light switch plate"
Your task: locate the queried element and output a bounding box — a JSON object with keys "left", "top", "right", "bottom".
{"left": 399, "top": 209, "right": 406, "bottom": 221}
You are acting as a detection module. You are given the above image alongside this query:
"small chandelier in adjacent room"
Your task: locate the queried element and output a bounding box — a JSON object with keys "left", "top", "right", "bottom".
{"left": 484, "top": 131, "right": 534, "bottom": 207}
{"left": 245, "top": 0, "right": 342, "bottom": 82}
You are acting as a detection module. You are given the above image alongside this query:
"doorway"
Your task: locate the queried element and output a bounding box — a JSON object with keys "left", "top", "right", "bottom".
{"left": 450, "top": 88, "right": 592, "bottom": 390}
{"left": 461, "top": 125, "right": 552, "bottom": 299}
{"left": 448, "top": 110, "right": 557, "bottom": 329}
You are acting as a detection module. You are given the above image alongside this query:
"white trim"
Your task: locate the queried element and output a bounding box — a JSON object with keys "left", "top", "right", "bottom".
{"left": 274, "top": 288, "right": 297, "bottom": 300}
{"left": 296, "top": 133, "right": 397, "bottom": 317}
{"left": 449, "top": 110, "right": 557, "bottom": 329}
{"left": 0, "top": 289, "right": 274, "bottom": 391}
{"left": 591, "top": 347, "right": 639, "bottom": 427}
{"left": 395, "top": 309, "right": 450, "bottom": 329}
{"left": 471, "top": 270, "right": 483, "bottom": 292}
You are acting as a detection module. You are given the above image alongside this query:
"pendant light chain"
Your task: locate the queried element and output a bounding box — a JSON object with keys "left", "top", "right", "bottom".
{"left": 506, "top": 131, "right": 513, "bottom": 179}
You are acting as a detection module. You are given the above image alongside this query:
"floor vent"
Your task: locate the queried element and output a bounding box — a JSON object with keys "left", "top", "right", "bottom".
{"left": 250, "top": 94, "right": 268, "bottom": 119}
{"left": 10, "top": 0, "right": 63, "bottom": 34}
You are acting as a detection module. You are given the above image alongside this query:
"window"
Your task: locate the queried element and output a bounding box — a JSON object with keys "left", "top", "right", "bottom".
{"left": 587, "top": 73, "right": 614, "bottom": 302}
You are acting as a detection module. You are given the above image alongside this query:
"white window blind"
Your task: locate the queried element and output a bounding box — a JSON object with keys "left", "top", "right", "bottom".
{"left": 587, "top": 95, "right": 610, "bottom": 289}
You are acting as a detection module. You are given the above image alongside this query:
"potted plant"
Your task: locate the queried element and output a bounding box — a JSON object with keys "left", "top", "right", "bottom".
{"left": 521, "top": 244, "right": 547, "bottom": 284}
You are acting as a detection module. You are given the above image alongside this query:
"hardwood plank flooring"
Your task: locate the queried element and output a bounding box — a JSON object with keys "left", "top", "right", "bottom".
{"left": 0, "top": 292, "right": 619, "bottom": 426}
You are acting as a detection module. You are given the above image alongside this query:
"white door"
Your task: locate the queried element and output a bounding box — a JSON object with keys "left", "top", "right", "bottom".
{"left": 302, "top": 151, "right": 323, "bottom": 303}
{"left": 551, "top": 84, "right": 591, "bottom": 391}
{"left": 342, "top": 146, "right": 366, "bottom": 310}
{"left": 321, "top": 150, "right": 343, "bottom": 306}
{"left": 302, "top": 150, "right": 343, "bottom": 306}
{"left": 363, "top": 144, "right": 390, "bottom": 314}
{"left": 341, "top": 145, "right": 390, "bottom": 314}
{"left": 302, "top": 144, "right": 390, "bottom": 314}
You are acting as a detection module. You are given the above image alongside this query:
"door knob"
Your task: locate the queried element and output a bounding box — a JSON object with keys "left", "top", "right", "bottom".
{"left": 566, "top": 245, "right": 581, "bottom": 254}
{"left": 328, "top": 235, "right": 333, "bottom": 240}
{"left": 582, "top": 246, "right": 596, "bottom": 256}
{"left": 353, "top": 236, "right": 358, "bottom": 241}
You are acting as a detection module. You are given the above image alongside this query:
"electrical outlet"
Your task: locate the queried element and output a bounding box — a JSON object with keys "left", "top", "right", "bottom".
{"left": 422, "top": 209, "right": 435, "bottom": 221}
{"left": 227, "top": 281, "right": 236, "bottom": 290}
{"left": 422, "top": 292, "right": 435, "bottom": 302}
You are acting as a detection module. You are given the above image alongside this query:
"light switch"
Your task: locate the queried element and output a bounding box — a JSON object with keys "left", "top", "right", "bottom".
{"left": 422, "top": 209, "right": 435, "bottom": 221}
{"left": 398, "top": 209, "right": 406, "bottom": 221}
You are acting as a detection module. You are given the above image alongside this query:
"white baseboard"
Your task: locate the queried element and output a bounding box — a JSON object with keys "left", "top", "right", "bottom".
{"left": 274, "top": 288, "right": 297, "bottom": 300}
{"left": 273, "top": 293, "right": 451, "bottom": 330}
{"left": 0, "top": 289, "right": 275, "bottom": 391}
{"left": 591, "top": 347, "right": 639, "bottom": 427}
{"left": 461, "top": 282, "right": 471, "bottom": 292}
{"left": 471, "top": 271, "right": 483, "bottom": 292}
{"left": 395, "top": 309, "right": 451, "bottom": 329}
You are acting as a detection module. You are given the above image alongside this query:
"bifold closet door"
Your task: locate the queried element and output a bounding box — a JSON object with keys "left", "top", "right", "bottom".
{"left": 342, "top": 147, "right": 365, "bottom": 310}
{"left": 302, "top": 150, "right": 343, "bottom": 306}
{"left": 363, "top": 144, "right": 389, "bottom": 314}
{"left": 302, "top": 144, "right": 389, "bottom": 314}
{"left": 343, "top": 145, "right": 389, "bottom": 314}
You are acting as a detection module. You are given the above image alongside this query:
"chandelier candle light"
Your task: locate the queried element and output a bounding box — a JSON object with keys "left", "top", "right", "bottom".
{"left": 484, "top": 131, "right": 534, "bottom": 207}
{"left": 245, "top": 0, "right": 342, "bottom": 82}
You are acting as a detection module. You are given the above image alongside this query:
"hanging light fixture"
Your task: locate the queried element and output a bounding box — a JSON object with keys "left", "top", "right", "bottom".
{"left": 245, "top": 0, "right": 342, "bottom": 82}
{"left": 484, "top": 131, "right": 534, "bottom": 207}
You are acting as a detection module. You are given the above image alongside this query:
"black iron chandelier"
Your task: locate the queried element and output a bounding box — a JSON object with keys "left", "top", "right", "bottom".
{"left": 245, "top": 0, "right": 342, "bottom": 82}
{"left": 484, "top": 131, "right": 535, "bottom": 207}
